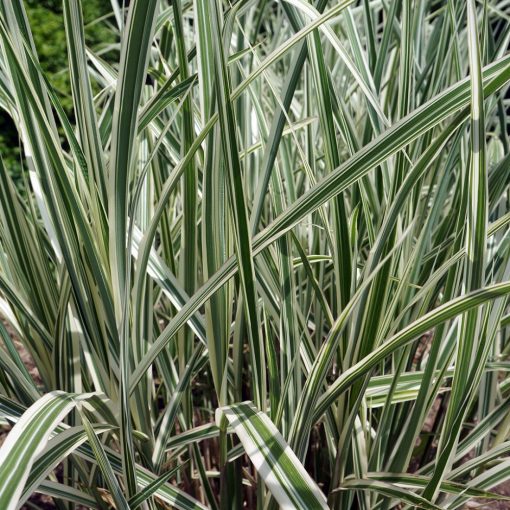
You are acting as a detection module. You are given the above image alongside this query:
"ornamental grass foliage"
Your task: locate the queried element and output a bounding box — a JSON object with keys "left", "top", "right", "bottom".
{"left": 0, "top": 0, "right": 509, "bottom": 509}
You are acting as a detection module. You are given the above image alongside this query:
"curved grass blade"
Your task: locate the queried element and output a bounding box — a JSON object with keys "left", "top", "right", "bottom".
{"left": 217, "top": 402, "right": 328, "bottom": 510}
{"left": 0, "top": 392, "right": 89, "bottom": 510}
{"left": 333, "top": 478, "right": 441, "bottom": 510}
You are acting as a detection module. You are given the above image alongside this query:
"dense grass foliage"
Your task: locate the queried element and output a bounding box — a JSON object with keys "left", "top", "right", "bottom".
{"left": 0, "top": 0, "right": 509, "bottom": 508}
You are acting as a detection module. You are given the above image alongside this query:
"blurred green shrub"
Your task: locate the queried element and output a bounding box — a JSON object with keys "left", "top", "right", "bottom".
{"left": 0, "top": 0, "right": 115, "bottom": 187}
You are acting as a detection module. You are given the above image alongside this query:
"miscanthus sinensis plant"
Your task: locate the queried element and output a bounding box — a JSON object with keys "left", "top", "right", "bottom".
{"left": 0, "top": 0, "right": 509, "bottom": 508}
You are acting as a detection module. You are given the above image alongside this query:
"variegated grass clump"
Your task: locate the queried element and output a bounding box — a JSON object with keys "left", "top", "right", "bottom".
{"left": 0, "top": 0, "right": 510, "bottom": 509}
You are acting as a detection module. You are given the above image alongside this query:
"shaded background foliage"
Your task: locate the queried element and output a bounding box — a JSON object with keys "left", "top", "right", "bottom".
{"left": 0, "top": 0, "right": 115, "bottom": 187}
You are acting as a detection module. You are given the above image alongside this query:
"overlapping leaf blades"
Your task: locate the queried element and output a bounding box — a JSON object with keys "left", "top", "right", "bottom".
{"left": 0, "top": 0, "right": 509, "bottom": 509}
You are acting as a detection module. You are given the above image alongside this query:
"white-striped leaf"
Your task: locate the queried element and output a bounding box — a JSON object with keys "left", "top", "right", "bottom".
{"left": 217, "top": 401, "right": 328, "bottom": 509}
{"left": 0, "top": 391, "right": 89, "bottom": 510}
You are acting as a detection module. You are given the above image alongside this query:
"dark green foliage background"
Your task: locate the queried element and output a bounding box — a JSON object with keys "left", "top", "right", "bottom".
{"left": 0, "top": 0, "right": 114, "bottom": 186}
